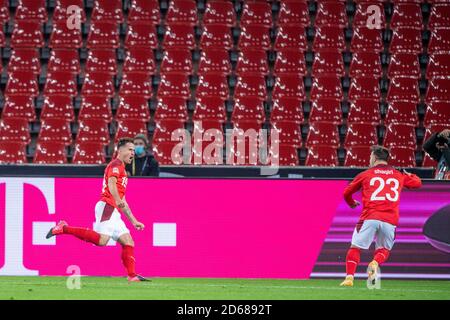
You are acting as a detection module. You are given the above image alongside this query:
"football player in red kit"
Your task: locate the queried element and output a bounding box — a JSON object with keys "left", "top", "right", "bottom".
{"left": 46, "top": 137, "right": 149, "bottom": 282}
{"left": 340, "top": 145, "right": 422, "bottom": 287}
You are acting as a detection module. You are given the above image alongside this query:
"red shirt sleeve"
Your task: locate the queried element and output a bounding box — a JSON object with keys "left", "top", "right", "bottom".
{"left": 403, "top": 173, "right": 422, "bottom": 189}
{"left": 343, "top": 172, "right": 365, "bottom": 206}
{"left": 108, "top": 164, "right": 122, "bottom": 180}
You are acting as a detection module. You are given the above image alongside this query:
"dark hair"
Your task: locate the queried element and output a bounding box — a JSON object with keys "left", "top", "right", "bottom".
{"left": 117, "top": 137, "right": 134, "bottom": 149}
{"left": 371, "top": 145, "right": 390, "bottom": 162}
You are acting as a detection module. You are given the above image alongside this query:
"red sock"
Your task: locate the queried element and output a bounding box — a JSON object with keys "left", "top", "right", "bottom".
{"left": 373, "top": 248, "right": 390, "bottom": 265}
{"left": 345, "top": 248, "right": 361, "bottom": 276}
{"left": 63, "top": 226, "right": 101, "bottom": 245}
{"left": 122, "top": 245, "right": 137, "bottom": 278}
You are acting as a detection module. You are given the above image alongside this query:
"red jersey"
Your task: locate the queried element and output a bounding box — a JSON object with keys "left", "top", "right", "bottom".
{"left": 100, "top": 159, "right": 128, "bottom": 209}
{"left": 343, "top": 164, "right": 422, "bottom": 226}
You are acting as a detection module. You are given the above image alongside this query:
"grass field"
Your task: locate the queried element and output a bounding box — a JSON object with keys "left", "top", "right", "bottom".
{"left": 0, "top": 277, "right": 449, "bottom": 300}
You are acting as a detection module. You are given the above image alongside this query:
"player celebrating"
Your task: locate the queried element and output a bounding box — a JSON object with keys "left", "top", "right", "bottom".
{"left": 46, "top": 137, "right": 149, "bottom": 282}
{"left": 340, "top": 145, "right": 422, "bottom": 287}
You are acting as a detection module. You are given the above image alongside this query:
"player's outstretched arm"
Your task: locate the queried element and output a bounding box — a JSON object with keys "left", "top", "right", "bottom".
{"left": 402, "top": 170, "right": 422, "bottom": 189}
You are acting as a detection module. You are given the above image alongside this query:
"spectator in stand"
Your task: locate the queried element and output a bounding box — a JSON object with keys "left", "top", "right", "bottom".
{"left": 126, "top": 134, "right": 160, "bottom": 177}
{"left": 423, "top": 129, "right": 450, "bottom": 180}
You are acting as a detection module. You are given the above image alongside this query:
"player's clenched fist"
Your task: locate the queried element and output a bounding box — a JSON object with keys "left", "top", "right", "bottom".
{"left": 350, "top": 200, "right": 360, "bottom": 209}
{"left": 133, "top": 221, "right": 145, "bottom": 231}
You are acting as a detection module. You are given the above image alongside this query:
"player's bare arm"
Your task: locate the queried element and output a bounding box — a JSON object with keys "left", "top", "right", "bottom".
{"left": 123, "top": 196, "right": 145, "bottom": 231}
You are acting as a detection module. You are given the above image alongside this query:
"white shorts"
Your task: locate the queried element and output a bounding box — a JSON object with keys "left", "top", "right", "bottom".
{"left": 351, "top": 219, "right": 396, "bottom": 250}
{"left": 93, "top": 201, "right": 130, "bottom": 241}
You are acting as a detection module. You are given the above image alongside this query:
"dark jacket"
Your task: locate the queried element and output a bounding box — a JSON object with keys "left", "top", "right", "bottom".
{"left": 423, "top": 132, "right": 450, "bottom": 179}
{"left": 126, "top": 153, "right": 160, "bottom": 177}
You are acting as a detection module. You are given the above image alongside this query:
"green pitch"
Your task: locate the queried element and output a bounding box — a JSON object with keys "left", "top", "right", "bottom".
{"left": 0, "top": 277, "right": 449, "bottom": 300}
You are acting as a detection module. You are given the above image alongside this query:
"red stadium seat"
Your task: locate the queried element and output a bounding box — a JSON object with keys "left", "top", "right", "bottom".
{"left": 40, "top": 96, "right": 75, "bottom": 122}
{"left": 1, "top": 96, "right": 35, "bottom": 122}
{"left": 349, "top": 52, "right": 382, "bottom": 79}
{"left": 426, "top": 78, "right": 450, "bottom": 103}
{"left": 345, "top": 123, "right": 378, "bottom": 147}
{"left": 424, "top": 125, "right": 449, "bottom": 143}
{"left": 0, "top": 142, "right": 27, "bottom": 164}
{"left": 81, "top": 73, "right": 115, "bottom": 98}
{"left": 50, "top": 22, "right": 83, "bottom": 49}
{"left": 310, "top": 77, "right": 343, "bottom": 101}
{"left": 8, "top": 49, "right": 40, "bottom": 74}
{"left": 315, "top": 1, "right": 347, "bottom": 28}
{"left": 203, "top": 1, "right": 236, "bottom": 26}
{"left": 428, "top": 4, "right": 450, "bottom": 30}
{"left": 163, "top": 24, "right": 196, "bottom": 49}
{"left": 91, "top": 0, "right": 124, "bottom": 23}
{"left": 166, "top": 0, "right": 197, "bottom": 26}
{"left": 44, "top": 72, "right": 77, "bottom": 98}
{"left": 0, "top": 0, "right": 9, "bottom": 25}
{"left": 125, "top": 22, "right": 158, "bottom": 49}
{"left": 270, "top": 98, "right": 304, "bottom": 124}
{"left": 236, "top": 49, "right": 269, "bottom": 75}
{"left": 78, "top": 96, "right": 112, "bottom": 122}
{"left": 198, "top": 49, "right": 231, "bottom": 75}
{"left": 426, "top": 53, "right": 450, "bottom": 79}
{"left": 388, "top": 147, "right": 416, "bottom": 168}
{"left": 388, "top": 54, "right": 420, "bottom": 79}
{"left": 268, "top": 145, "right": 299, "bottom": 166}
{"left": 309, "top": 99, "right": 342, "bottom": 124}
{"left": 344, "top": 146, "right": 372, "bottom": 167}
{"left": 15, "top": 0, "right": 47, "bottom": 23}
{"left": 384, "top": 123, "right": 416, "bottom": 148}
{"left": 153, "top": 120, "right": 186, "bottom": 143}
{"left": 123, "top": 48, "right": 156, "bottom": 75}
{"left": 77, "top": 119, "right": 110, "bottom": 145}
{"left": 48, "top": 49, "right": 80, "bottom": 75}
{"left": 389, "top": 28, "right": 422, "bottom": 54}
{"left": 5, "top": 72, "right": 39, "bottom": 97}
{"left": 158, "top": 73, "right": 191, "bottom": 99}
{"left": 193, "top": 98, "right": 227, "bottom": 123}
{"left": 348, "top": 77, "right": 380, "bottom": 102}
{"left": 116, "top": 96, "right": 150, "bottom": 122}
{"left": 0, "top": 29, "right": 4, "bottom": 47}
{"left": 387, "top": 77, "right": 420, "bottom": 103}
{"left": 228, "top": 121, "right": 263, "bottom": 166}
{"left": 11, "top": 21, "right": 44, "bottom": 48}
{"left": 391, "top": 3, "right": 423, "bottom": 30}
{"left": 154, "top": 97, "right": 189, "bottom": 123}
{"left": 232, "top": 98, "right": 266, "bottom": 124}
{"left": 86, "top": 50, "right": 117, "bottom": 75}
{"left": 87, "top": 22, "right": 120, "bottom": 49}
{"left": 0, "top": 119, "right": 30, "bottom": 144}
{"left": 422, "top": 153, "right": 436, "bottom": 168}
{"left": 128, "top": 0, "right": 160, "bottom": 24}
{"left": 274, "top": 26, "right": 307, "bottom": 51}
{"left": 34, "top": 142, "right": 67, "bottom": 164}
{"left": 424, "top": 102, "right": 450, "bottom": 127}
{"left": 160, "top": 49, "right": 193, "bottom": 74}
{"left": 239, "top": 26, "right": 272, "bottom": 50}
{"left": 273, "top": 50, "right": 307, "bottom": 76}
{"left": 200, "top": 24, "right": 233, "bottom": 50}
{"left": 277, "top": 0, "right": 309, "bottom": 27}
{"left": 193, "top": 120, "right": 224, "bottom": 141}
{"left": 38, "top": 119, "right": 72, "bottom": 145}
{"left": 153, "top": 141, "right": 185, "bottom": 165}
{"left": 72, "top": 142, "right": 106, "bottom": 164}
{"left": 305, "top": 146, "right": 338, "bottom": 167}
{"left": 384, "top": 101, "right": 418, "bottom": 126}
{"left": 53, "top": 0, "right": 86, "bottom": 24}
{"left": 347, "top": 99, "right": 381, "bottom": 125}
{"left": 306, "top": 122, "right": 339, "bottom": 147}
{"left": 272, "top": 75, "right": 305, "bottom": 100}
{"left": 115, "top": 120, "right": 148, "bottom": 142}
{"left": 234, "top": 75, "right": 267, "bottom": 99}
{"left": 196, "top": 73, "right": 229, "bottom": 99}
{"left": 240, "top": 2, "right": 272, "bottom": 27}
{"left": 353, "top": 2, "right": 386, "bottom": 28}
{"left": 351, "top": 27, "right": 383, "bottom": 53}
{"left": 312, "top": 52, "right": 345, "bottom": 78}
{"left": 119, "top": 72, "right": 152, "bottom": 99}
{"left": 313, "top": 27, "right": 345, "bottom": 52}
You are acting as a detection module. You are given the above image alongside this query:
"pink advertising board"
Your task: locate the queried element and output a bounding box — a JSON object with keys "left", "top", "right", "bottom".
{"left": 0, "top": 177, "right": 347, "bottom": 278}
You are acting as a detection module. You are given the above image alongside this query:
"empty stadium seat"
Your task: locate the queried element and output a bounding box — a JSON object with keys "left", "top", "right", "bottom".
{"left": 157, "top": 73, "right": 191, "bottom": 99}
{"left": 128, "top": 0, "right": 160, "bottom": 24}
{"left": 424, "top": 102, "right": 450, "bottom": 127}
{"left": 34, "top": 142, "right": 67, "bottom": 164}
{"left": 388, "top": 147, "right": 416, "bottom": 168}
{"left": 388, "top": 54, "right": 421, "bottom": 79}
{"left": 200, "top": 24, "right": 233, "bottom": 50}
{"left": 277, "top": 0, "right": 309, "bottom": 27}
{"left": 154, "top": 97, "right": 189, "bottom": 123}
{"left": 198, "top": 49, "right": 231, "bottom": 75}
{"left": 40, "top": 96, "right": 75, "bottom": 122}
{"left": 116, "top": 96, "right": 150, "bottom": 122}
{"left": 91, "top": 0, "right": 124, "bottom": 23}
{"left": 305, "top": 146, "right": 338, "bottom": 167}
{"left": 153, "top": 141, "right": 185, "bottom": 165}
{"left": 347, "top": 99, "right": 381, "bottom": 125}
{"left": 390, "top": 28, "right": 423, "bottom": 54}
{"left": 387, "top": 77, "right": 420, "bottom": 103}
{"left": 391, "top": 3, "right": 423, "bottom": 30}
{"left": 268, "top": 145, "right": 299, "bottom": 166}
{"left": 0, "top": 119, "right": 30, "bottom": 144}
{"left": 309, "top": 99, "right": 342, "bottom": 124}
{"left": 384, "top": 123, "right": 417, "bottom": 148}
{"left": 348, "top": 77, "right": 380, "bottom": 101}
{"left": 234, "top": 75, "right": 267, "bottom": 99}
{"left": 274, "top": 25, "right": 307, "bottom": 51}
{"left": 312, "top": 52, "right": 345, "bottom": 78}
{"left": 270, "top": 98, "right": 304, "bottom": 124}
{"left": 87, "top": 22, "right": 120, "bottom": 49}
{"left": 384, "top": 101, "right": 418, "bottom": 125}
{"left": 349, "top": 52, "right": 382, "bottom": 79}
{"left": 0, "top": 142, "right": 27, "bottom": 164}
{"left": 426, "top": 78, "right": 450, "bottom": 103}
{"left": 273, "top": 50, "right": 307, "bottom": 76}
{"left": 160, "top": 49, "right": 193, "bottom": 74}
{"left": 428, "top": 4, "right": 450, "bottom": 30}
{"left": 236, "top": 50, "right": 269, "bottom": 75}
{"left": 232, "top": 98, "right": 266, "bottom": 124}
{"left": 310, "top": 77, "right": 343, "bottom": 101}
{"left": 78, "top": 96, "right": 113, "bottom": 122}
{"left": 306, "top": 122, "right": 339, "bottom": 147}
{"left": 422, "top": 153, "right": 437, "bottom": 168}
{"left": 153, "top": 120, "right": 186, "bottom": 143}
{"left": 86, "top": 50, "right": 118, "bottom": 75}
{"left": 5, "top": 72, "right": 39, "bottom": 97}
{"left": 119, "top": 72, "right": 152, "bottom": 99}
{"left": 1, "top": 96, "right": 35, "bottom": 122}
{"left": 203, "top": 1, "right": 236, "bottom": 26}
{"left": 50, "top": 22, "right": 83, "bottom": 49}
{"left": 426, "top": 53, "right": 450, "bottom": 79}
{"left": 315, "top": 1, "right": 347, "bottom": 28}
{"left": 240, "top": 2, "right": 272, "bottom": 27}
{"left": 11, "top": 21, "right": 44, "bottom": 48}
{"left": 272, "top": 75, "right": 305, "bottom": 100}
{"left": 345, "top": 123, "right": 378, "bottom": 147}
{"left": 81, "top": 73, "right": 115, "bottom": 97}
{"left": 48, "top": 49, "right": 80, "bottom": 74}
{"left": 166, "top": 0, "right": 197, "bottom": 26}
{"left": 193, "top": 97, "right": 227, "bottom": 123}
{"left": 53, "top": 0, "right": 86, "bottom": 24}
{"left": 239, "top": 25, "right": 272, "bottom": 50}
{"left": 0, "top": 0, "right": 9, "bottom": 25}
{"left": 77, "top": 119, "right": 110, "bottom": 145}
{"left": 351, "top": 27, "right": 383, "bottom": 53}
{"left": 353, "top": 2, "right": 386, "bottom": 28}
{"left": 15, "top": 0, "right": 47, "bottom": 23}
{"left": 196, "top": 73, "right": 229, "bottom": 99}
{"left": 163, "top": 24, "right": 196, "bottom": 49}
{"left": 123, "top": 48, "right": 156, "bottom": 74}
{"left": 44, "top": 72, "right": 77, "bottom": 98}
{"left": 72, "top": 142, "right": 106, "bottom": 164}
{"left": 115, "top": 120, "right": 148, "bottom": 142}
{"left": 125, "top": 22, "right": 158, "bottom": 49}
{"left": 38, "top": 119, "right": 72, "bottom": 145}
{"left": 8, "top": 49, "right": 40, "bottom": 74}
{"left": 344, "top": 146, "right": 372, "bottom": 167}
{"left": 313, "top": 27, "right": 345, "bottom": 52}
